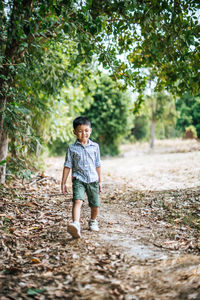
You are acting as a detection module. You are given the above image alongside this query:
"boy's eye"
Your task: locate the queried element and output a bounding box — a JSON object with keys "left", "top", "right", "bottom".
{"left": 76, "top": 128, "right": 90, "bottom": 134}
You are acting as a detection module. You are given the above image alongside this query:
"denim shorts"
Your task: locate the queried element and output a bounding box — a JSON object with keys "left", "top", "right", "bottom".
{"left": 72, "top": 178, "right": 100, "bottom": 207}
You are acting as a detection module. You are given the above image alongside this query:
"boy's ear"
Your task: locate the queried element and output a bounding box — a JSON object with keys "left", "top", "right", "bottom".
{"left": 90, "top": 128, "right": 92, "bottom": 133}
{"left": 73, "top": 129, "right": 76, "bottom": 135}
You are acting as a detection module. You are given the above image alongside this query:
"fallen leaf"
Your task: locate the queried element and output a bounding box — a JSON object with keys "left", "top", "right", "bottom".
{"left": 31, "top": 258, "right": 41, "bottom": 264}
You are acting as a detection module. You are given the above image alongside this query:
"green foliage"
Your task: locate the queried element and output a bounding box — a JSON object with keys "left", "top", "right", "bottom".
{"left": 46, "top": 62, "right": 96, "bottom": 156}
{"left": 1, "top": 0, "right": 200, "bottom": 181}
{"left": 0, "top": 160, "right": 6, "bottom": 166}
{"left": 131, "top": 92, "right": 178, "bottom": 142}
{"left": 176, "top": 94, "right": 200, "bottom": 138}
{"left": 108, "top": 1, "right": 200, "bottom": 96}
{"left": 131, "top": 116, "right": 149, "bottom": 141}
{"left": 145, "top": 92, "right": 177, "bottom": 123}
{"left": 5, "top": 40, "right": 95, "bottom": 164}
{"left": 155, "top": 94, "right": 178, "bottom": 139}
{"left": 1, "top": 0, "right": 199, "bottom": 102}
{"left": 83, "top": 75, "right": 132, "bottom": 156}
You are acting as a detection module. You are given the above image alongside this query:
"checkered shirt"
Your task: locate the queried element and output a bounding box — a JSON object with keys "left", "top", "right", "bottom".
{"left": 64, "top": 139, "right": 101, "bottom": 183}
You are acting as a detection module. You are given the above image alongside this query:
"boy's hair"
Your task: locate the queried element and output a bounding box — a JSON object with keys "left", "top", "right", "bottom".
{"left": 73, "top": 116, "right": 91, "bottom": 130}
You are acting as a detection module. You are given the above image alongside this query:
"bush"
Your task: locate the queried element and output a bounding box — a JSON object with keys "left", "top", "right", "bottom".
{"left": 184, "top": 125, "right": 197, "bottom": 139}
{"left": 131, "top": 115, "right": 149, "bottom": 141}
{"left": 83, "top": 75, "right": 132, "bottom": 156}
{"left": 176, "top": 94, "right": 200, "bottom": 138}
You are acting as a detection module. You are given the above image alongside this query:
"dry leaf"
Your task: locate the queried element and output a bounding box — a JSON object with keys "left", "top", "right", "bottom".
{"left": 31, "top": 258, "right": 41, "bottom": 264}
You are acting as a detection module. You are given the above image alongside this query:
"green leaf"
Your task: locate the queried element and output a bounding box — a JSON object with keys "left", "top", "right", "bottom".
{"left": 63, "top": 23, "right": 71, "bottom": 34}
{"left": 27, "top": 288, "right": 46, "bottom": 296}
{"left": 0, "top": 160, "right": 6, "bottom": 166}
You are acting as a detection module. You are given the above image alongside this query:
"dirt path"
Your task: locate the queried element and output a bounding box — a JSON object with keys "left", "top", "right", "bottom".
{"left": 43, "top": 139, "right": 200, "bottom": 299}
{"left": 102, "top": 140, "right": 200, "bottom": 191}
{"left": 0, "top": 140, "right": 200, "bottom": 299}
{"left": 47, "top": 139, "right": 200, "bottom": 191}
{"left": 98, "top": 205, "right": 169, "bottom": 261}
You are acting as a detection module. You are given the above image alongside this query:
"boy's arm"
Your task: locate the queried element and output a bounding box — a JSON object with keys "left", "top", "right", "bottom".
{"left": 96, "top": 166, "right": 102, "bottom": 193}
{"left": 61, "top": 167, "right": 71, "bottom": 196}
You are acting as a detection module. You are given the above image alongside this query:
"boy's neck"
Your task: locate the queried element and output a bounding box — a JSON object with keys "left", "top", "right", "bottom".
{"left": 78, "top": 139, "right": 89, "bottom": 146}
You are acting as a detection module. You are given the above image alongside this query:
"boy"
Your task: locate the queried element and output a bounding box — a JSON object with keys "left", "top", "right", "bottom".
{"left": 61, "top": 116, "right": 102, "bottom": 238}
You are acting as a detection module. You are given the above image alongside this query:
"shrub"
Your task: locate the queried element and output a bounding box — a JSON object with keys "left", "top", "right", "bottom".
{"left": 184, "top": 125, "right": 197, "bottom": 139}
{"left": 83, "top": 75, "right": 132, "bottom": 156}
{"left": 131, "top": 115, "right": 149, "bottom": 141}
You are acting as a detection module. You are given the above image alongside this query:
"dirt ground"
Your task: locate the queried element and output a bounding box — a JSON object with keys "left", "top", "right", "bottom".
{"left": 0, "top": 139, "right": 200, "bottom": 299}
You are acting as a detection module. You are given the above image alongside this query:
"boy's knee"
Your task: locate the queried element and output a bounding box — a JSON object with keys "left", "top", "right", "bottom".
{"left": 91, "top": 206, "right": 99, "bottom": 210}
{"left": 74, "top": 199, "right": 83, "bottom": 206}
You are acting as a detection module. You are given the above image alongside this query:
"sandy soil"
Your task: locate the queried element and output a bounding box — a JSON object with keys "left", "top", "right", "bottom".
{"left": 46, "top": 139, "right": 200, "bottom": 191}
{"left": 102, "top": 139, "right": 200, "bottom": 191}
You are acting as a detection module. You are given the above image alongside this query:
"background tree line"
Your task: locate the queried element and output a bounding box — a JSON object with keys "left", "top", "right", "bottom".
{"left": 1, "top": 0, "right": 200, "bottom": 183}
{"left": 131, "top": 92, "right": 200, "bottom": 146}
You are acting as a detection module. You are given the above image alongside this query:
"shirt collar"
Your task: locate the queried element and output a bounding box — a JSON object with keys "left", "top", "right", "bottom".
{"left": 75, "top": 139, "right": 93, "bottom": 147}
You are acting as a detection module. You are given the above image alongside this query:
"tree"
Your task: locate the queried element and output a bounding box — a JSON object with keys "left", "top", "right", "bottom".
{"left": 46, "top": 67, "right": 96, "bottom": 156}
{"left": 1, "top": 0, "right": 200, "bottom": 182}
{"left": 145, "top": 92, "right": 177, "bottom": 148}
{"left": 7, "top": 40, "right": 93, "bottom": 155}
{"left": 0, "top": 0, "right": 111, "bottom": 182}
{"left": 105, "top": 0, "right": 200, "bottom": 97}
{"left": 176, "top": 93, "right": 200, "bottom": 137}
{"left": 83, "top": 75, "right": 132, "bottom": 156}
{"left": 131, "top": 92, "right": 178, "bottom": 143}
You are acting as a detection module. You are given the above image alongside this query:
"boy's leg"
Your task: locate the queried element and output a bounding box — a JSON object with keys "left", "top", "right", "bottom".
{"left": 89, "top": 207, "right": 99, "bottom": 231}
{"left": 91, "top": 206, "right": 99, "bottom": 220}
{"left": 72, "top": 179, "right": 85, "bottom": 222}
{"left": 67, "top": 179, "right": 85, "bottom": 238}
{"left": 72, "top": 199, "right": 83, "bottom": 222}
{"left": 86, "top": 181, "right": 100, "bottom": 211}
{"left": 86, "top": 182, "right": 100, "bottom": 231}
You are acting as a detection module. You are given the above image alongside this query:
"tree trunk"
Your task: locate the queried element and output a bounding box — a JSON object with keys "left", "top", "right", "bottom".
{"left": 150, "top": 120, "right": 156, "bottom": 149}
{"left": 0, "top": 130, "right": 8, "bottom": 184}
{"left": 0, "top": 97, "right": 8, "bottom": 184}
{"left": 10, "top": 135, "right": 17, "bottom": 157}
{"left": 36, "top": 140, "right": 41, "bottom": 157}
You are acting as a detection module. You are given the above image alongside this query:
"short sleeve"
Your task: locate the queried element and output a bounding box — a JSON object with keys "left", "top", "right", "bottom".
{"left": 64, "top": 147, "right": 72, "bottom": 168}
{"left": 95, "top": 144, "right": 101, "bottom": 167}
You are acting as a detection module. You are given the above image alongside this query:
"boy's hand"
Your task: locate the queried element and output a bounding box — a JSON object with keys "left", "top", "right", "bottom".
{"left": 99, "top": 182, "right": 102, "bottom": 193}
{"left": 61, "top": 183, "right": 68, "bottom": 196}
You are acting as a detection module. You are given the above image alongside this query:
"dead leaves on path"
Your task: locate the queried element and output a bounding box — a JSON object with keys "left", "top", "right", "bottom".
{"left": 0, "top": 175, "right": 200, "bottom": 299}
{"left": 0, "top": 175, "right": 133, "bottom": 299}
{"left": 102, "top": 183, "right": 200, "bottom": 254}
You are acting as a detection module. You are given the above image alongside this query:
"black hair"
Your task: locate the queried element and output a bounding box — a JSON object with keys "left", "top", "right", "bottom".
{"left": 73, "top": 116, "right": 91, "bottom": 130}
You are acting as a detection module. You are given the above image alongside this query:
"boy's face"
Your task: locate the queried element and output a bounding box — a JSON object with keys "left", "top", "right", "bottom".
{"left": 73, "top": 124, "right": 92, "bottom": 144}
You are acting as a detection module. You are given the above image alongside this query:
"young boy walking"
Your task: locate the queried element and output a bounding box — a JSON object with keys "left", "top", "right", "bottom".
{"left": 61, "top": 116, "right": 102, "bottom": 238}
